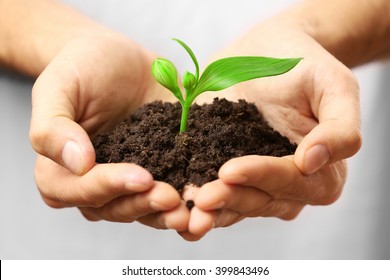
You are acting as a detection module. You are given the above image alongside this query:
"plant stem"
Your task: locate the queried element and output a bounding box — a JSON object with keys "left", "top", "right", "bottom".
{"left": 180, "top": 104, "right": 190, "bottom": 133}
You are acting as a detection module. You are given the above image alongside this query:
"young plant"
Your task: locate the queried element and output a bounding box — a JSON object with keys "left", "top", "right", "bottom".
{"left": 152, "top": 38, "right": 302, "bottom": 133}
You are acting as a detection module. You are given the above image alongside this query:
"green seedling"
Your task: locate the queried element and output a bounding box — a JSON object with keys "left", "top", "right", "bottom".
{"left": 152, "top": 38, "right": 302, "bottom": 133}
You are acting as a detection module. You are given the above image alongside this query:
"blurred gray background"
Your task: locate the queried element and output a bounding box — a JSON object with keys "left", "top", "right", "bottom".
{"left": 1, "top": 0, "right": 389, "bottom": 259}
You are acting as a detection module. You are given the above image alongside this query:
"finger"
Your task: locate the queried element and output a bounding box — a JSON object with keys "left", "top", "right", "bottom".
{"left": 185, "top": 207, "right": 248, "bottom": 239}
{"left": 35, "top": 155, "right": 154, "bottom": 208}
{"left": 30, "top": 65, "right": 95, "bottom": 175}
{"left": 178, "top": 231, "right": 204, "bottom": 242}
{"left": 214, "top": 209, "right": 244, "bottom": 228}
{"left": 195, "top": 179, "right": 272, "bottom": 212}
{"left": 187, "top": 207, "right": 217, "bottom": 237}
{"left": 79, "top": 181, "right": 181, "bottom": 223}
{"left": 295, "top": 67, "right": 362, "bottom": 174}
{"left": 137, "top": 201, "right": 190, "bottom": 231}
{"left": 218, "top": 155, "right": 345, "bottom": 205}
{"left": 218, "top": 155, "right": 305, "bottom": 200}
{"left": 195, "top": 179, "right": 304, "bottom": 220}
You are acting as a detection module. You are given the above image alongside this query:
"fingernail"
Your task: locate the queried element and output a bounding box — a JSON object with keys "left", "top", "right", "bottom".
{"left": 304, "top": 145, "right": 330, "bottom": 174}
{"left": 62, "top": 140, "right": 85, "bottom": 175}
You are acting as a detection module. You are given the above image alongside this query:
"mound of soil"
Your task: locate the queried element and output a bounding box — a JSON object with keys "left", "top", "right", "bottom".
{"left": 93, "top": 98, "right": 296, "bottom": 191}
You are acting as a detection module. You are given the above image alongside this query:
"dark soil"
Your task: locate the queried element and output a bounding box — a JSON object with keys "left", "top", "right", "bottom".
{"left": 93, "top": 98, "right": 297, "bottom": 191}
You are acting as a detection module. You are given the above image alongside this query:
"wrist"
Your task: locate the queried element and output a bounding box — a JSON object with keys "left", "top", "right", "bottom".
{"left": 0, "top": 0, "right": 109, "bottom": 76}
{"left": 272, "top": 0, "right": 390, "bottom": 67}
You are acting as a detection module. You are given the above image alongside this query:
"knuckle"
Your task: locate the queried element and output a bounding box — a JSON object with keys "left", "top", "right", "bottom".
{"left": 99, "top": 167, "right": 128, "bottom": 196}
{"left": 346, "top": 127, "right": 363, "bottom": 156}
{"left": 243, "top": 198, "right": 277, "bottom": 218}
{"left": 309, "top": 184, "right": 342, "bottom": 206}
{"left": 41, "top": 196, "right": 66, "bottom": 209}
{"left": 303, "top": 163, "right": 345, "bottom": 206}
{"left": 261, "top": 199, "right": 279, "bottom": 215}
{"left": 111, "top": 213, "right": 136, "bottom": 223}
{"left": 101, "top": 204, "right": 137, "bottom": 223}
{"left": 312, "top": 163, "right": 345, "bottom": 205}
{"left": 279, "top": 212, "right": 299, "bottom": 221}
{"left": 279, "top": 204, "right": 304, "bottom": 221}
{"left": 80, "top": 209, "right": 101, "bottom": 222}
{"left": 317, "top": 188, "right": 342, "bottom": 205}
{"left": 79, "top": 190, "right": 105, "bottom": 208}
{"left": 253, "top": 199, "right": 304, "bottom": 221}
{"left": 34, "top": 167, "right": 67, "bottom": 209}
{"left": 29, "top": 121, "right": 51, "bottom": 154}
{"left": 131, "top": 199, "right": 150, "bottom": 217}
{"left": 78, "top": 183, "right": 109, "bottom": 208}
{"left": 83, "top": 215, "right": 100, "bottom": 222}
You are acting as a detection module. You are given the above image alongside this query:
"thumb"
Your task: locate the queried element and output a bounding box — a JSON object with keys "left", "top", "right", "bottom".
{"left": 294, "top": 120, "right": 362, "bottom": 174}
{"left": 294, "top": 70, "right": 362, "bottom": 174}
{"left": 30, "top": 66, "right": 95, "bottom": 175}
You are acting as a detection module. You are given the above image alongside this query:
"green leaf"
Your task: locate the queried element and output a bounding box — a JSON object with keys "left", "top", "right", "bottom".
{"left": 192, "top": 56, "right": 302, "bottom": 98}
{"left": 182, "top": 71, "right": 197, "bottom": 91}
{"left": 172, "top": 38, "right": 200, "bottom": 80}
{"left": 152, "top": 38, "right": 303, "bottom": 134}
{"left": 152, "top": 58, "right": 184, "bottom": 104}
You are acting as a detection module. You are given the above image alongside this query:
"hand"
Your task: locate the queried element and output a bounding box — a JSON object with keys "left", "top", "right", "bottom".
{"left": 30, "top": 33, "right": 189, "bottom": 230}
{"left": 179, "top": 23, "right": 362, "bottom": 240}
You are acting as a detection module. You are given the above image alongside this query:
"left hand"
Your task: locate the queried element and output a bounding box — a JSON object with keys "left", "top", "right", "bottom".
{"left": 178, "top": 23, "right": 362, "bottom": 241}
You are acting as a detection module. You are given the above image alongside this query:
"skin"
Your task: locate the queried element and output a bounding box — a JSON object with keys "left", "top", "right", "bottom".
{"left": 1, "top": 0, "right": 389, "bottom": 241}
{"left": 30, "top": 35, "right": 190, "bottom": 230}
{"left": 1, "top": 0, "right": 187, "bottom": 230}
{"left": 180, "top": 24, "right": 361, "bottom": 239}
{"left": 177, "top": 0, "right": 390, "bottom": 240}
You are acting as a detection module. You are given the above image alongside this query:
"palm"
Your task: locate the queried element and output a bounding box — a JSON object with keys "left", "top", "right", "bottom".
{"left": 180, "top": 27, "right": 360, "bottom": 240}
{"left": 41, "top": 35, "right": 173, "bottom": 139}
{"left": 31, "top": 34, "right": 185, "bottom": 230}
